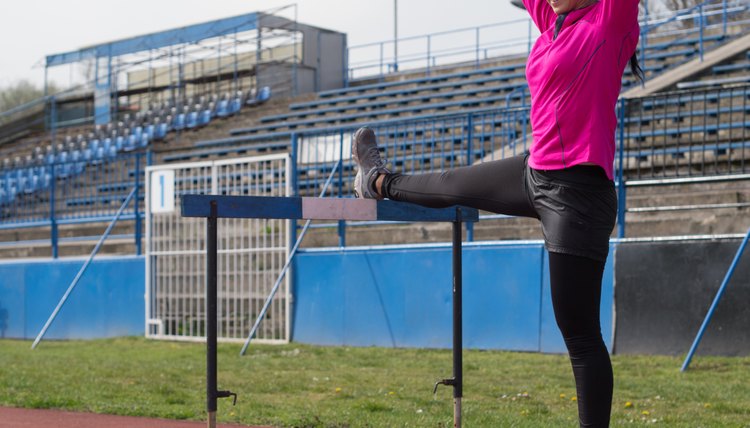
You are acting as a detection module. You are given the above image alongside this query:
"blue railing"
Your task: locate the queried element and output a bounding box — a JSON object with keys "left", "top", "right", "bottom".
{"left": 0, "top": 84, "right": 748, "bottom": 251}
{"left": 0, "top": 151, "right": 149, "bottom": 257}
{"left": 347, "top": 0, "right": 749, "bottom": 83}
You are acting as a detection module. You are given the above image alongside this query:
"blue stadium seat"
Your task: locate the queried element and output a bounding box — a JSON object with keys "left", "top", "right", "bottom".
{"left": 132, "top": 126, "right": 144, "bottom": 143}
{"left": 199, "top": 105, "right": 212, "bottom": 126}
{"left": 216, "top": 94, "right": 230, "bottom": 118}
{"left": 71, "top": 150, "right": 85, "bottom": 175}
{"left": 173, "top": 112, "right": 187, "bottom": 130}
{"left": 115, "top": 135, "right": 125, "bottom": 152}
{"left": 139, "top": 133, "right": 150, "bottom": 149}
{"left": 123, "top": 134, "right": 138, "bottom": 152}
{"left": 187, "top": 108, "right": 199, "bottom": 129}
{"left": 229, "top": 91, "right": 242, "bottom": 115}
{"left": 92, "top": 147, "right": 105, "bottom": 164}
{"left": 106, "top": 145, "right": 117, "bottom": 159}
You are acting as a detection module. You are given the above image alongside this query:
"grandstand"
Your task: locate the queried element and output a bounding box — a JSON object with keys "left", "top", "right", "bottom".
{"left": 0, "top": 0, "right": 749, "bottom": 353}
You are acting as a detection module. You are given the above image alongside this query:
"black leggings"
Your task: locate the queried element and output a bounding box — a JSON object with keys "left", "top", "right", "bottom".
{"left": 381, "top": 155, "right": 614, "bottom": 427}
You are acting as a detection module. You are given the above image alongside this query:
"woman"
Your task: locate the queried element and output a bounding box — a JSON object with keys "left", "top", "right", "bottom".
{"left": 351, "top": 0, "right": 641, "bottom": 426}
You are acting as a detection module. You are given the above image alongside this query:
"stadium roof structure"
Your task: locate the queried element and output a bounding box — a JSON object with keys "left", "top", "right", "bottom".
{"left": 45, "top": 12, "right": 262, "bottom": 67}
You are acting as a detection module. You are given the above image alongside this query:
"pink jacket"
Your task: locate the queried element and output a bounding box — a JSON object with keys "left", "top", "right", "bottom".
{"left": 523, "top": 0, "right": 640, "bottom": 180}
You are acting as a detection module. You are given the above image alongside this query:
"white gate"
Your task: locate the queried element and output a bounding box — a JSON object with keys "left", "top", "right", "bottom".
{"left": 145, "top": 154, "right": 291, "bottom": 343}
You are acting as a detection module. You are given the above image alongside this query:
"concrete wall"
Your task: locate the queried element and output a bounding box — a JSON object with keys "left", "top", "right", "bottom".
{"left": 614, "top": 238, "right": 750, "bottom": 356}
{"left": 292, "top": 242, "right": 615, "bottom": 353}
{"left": 0, "top": 256, "right": 144, "bottom": 340}
{"left": 2, "top": 238, "right": 746, "bottom": 358}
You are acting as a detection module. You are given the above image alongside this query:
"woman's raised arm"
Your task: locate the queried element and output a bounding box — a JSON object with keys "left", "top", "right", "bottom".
{"left": 522, "top": 0, "right": 556, "bottom": 32}
{"left": 601, "top": 0, "right": 641, "bottom": 33}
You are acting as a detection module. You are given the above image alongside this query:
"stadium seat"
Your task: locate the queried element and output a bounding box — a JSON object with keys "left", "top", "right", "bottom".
{"left": 187, "top": 108, "right": 199, "bottom": 129}
{"left": 229, "top": 91, "right": 242, "bottom": 115}
{"left": 216, "top": 94, "right": 230, "bottom": 118}
{"left": 173, "top": 111, "right": 187, "bottom": 131}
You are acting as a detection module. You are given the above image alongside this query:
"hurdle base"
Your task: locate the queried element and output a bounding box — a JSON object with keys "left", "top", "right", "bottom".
{"left": 454, "top": 397, "right": 462, "bottom": 428}
{"left": 208, "top": 411, "right": 216, "bottom": 428}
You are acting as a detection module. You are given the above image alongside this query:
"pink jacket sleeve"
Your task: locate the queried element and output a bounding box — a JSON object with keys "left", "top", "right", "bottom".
{"left": 522, "top": 0, "right": 556, "bottom": 32}
{"left": 602, "top": 0, "right": 641, "bottom": 33}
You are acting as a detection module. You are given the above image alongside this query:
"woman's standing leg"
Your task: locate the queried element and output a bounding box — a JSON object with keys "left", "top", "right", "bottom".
{"left": 548, "top": 252, "right": 613, "bottom": 428}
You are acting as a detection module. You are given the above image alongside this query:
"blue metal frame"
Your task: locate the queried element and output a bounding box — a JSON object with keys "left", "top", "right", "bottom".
{"left": 681, "top": 227, "right": 750, "bottom": 371}
{"left": 45, "top": 13, "right": 259, "bottom": 67}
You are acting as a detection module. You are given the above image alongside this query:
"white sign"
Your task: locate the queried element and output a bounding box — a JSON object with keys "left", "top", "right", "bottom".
{"left": 150, "top": 170, "right": 175, "bottom": 214}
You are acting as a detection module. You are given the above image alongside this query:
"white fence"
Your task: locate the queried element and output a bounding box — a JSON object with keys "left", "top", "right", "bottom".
{"left": 145, "top": 153, "right": 291, "bottom": 343}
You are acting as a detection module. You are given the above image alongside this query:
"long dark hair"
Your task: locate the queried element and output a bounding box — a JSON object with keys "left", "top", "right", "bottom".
{"left": 630, "top": 53, "right": 645, "bottom": 82}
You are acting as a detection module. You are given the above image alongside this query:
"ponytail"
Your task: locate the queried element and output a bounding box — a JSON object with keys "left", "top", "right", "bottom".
{"left": 630, "top": 52, "right": 644, "bottom": 82}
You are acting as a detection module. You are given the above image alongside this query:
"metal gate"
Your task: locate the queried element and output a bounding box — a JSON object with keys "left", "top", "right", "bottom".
{"left": 145, "top": 154, "right": 291, "bottom": 343}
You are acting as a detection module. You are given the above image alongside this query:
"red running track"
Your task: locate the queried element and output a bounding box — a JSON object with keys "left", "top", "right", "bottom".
{"left": 0, "top": 407, "right": 271, "bottom": 428}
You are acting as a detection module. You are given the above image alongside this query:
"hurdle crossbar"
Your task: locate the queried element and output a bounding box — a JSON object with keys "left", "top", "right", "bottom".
{"left": 181, "top": 194, "right": 478, "bottom": 428}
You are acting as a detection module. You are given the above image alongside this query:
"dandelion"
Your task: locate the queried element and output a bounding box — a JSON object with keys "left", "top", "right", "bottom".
{"left": 560, "top": 393, "right": 566, "bottom": 399}
{"left": 642, "top": 410, "right": 651, "bottom": 416}
{"left": 388, "top": 391, "right": 396, "bottom": 396}
{"left": 704, "top": 403, "right": 712, "bottom": 408}
{"left": 571, "top": 397, "right": 577, "bottom": 402}
{"left": 625, "top": 401, "right": 633, "bottom": 408}
{"left": 335, "top": 387, "right": 342, "bottom": 393}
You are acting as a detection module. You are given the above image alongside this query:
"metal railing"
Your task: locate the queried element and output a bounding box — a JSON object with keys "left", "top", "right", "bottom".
{"left": 2, "top": 83, "right": 748, "bottom": 249}
{"left": 0, "top": 151, "right": 149, "bottom": 257}
{"left": 347, "top": 0, "right": 749, "bottom": 83}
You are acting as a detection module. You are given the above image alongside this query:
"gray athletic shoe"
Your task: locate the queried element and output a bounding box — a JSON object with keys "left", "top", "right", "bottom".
{"left": 352, "top": 127, "right": 390, "bottom": 199}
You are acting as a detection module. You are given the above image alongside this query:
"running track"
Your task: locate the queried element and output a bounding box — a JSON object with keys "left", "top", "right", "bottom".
{"left": 0, "top": 407, "right": 270, "bottom": 428}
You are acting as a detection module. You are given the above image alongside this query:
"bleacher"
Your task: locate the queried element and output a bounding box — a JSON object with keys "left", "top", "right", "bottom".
{"left": 1, "top": 0, "right": 749, "bottom": 257}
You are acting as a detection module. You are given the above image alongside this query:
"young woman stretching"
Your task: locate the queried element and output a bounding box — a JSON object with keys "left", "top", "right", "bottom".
{"left": 350, "top": 0, "right": 641, "bottom": 426}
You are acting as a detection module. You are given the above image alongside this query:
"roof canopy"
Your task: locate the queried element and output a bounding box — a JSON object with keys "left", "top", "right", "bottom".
{"left": 45, "top": 12, "right": 259, "bottom": 67}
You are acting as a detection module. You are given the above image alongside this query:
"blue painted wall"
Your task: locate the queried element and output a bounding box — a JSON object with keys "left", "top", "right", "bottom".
{"left": 0, "top": 256, "right": 144, "bottom": 340}
{"left": 292, "top": 242, "right": 614, "bottom": 353}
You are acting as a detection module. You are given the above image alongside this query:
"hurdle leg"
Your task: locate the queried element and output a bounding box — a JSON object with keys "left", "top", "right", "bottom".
{"left": 207, "top": 201, "right": 218, "bottom": 428}
{"left": 452, "top": 216, "right": 463, "bottom": 428}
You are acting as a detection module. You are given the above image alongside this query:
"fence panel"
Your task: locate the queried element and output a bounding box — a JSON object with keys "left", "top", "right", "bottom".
{"left": 145, "top": 153, "right": 291, "bottom": 343}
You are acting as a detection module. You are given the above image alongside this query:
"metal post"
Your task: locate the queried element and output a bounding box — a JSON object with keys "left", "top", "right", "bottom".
{"left": 135, "top": 153, "right": 142, "bottom": 255}
{"left": 681, "top": 228, "right": 750, "bottom": 372}
{"left": 338, "top": 130, "right": 346, "bottom": 247}
{"left": 475, "top": 28, "right": 480, "bottom": 69}
{"left": 435, "top": 209, "right": 463, "bottom": 427}
{"left": 207, "top": 200, "right": 218, "bottom": 428}
{"left": 699, "top": 4, "right": 705, "bottom": 62}
{"left": 394, "top": 0, "right": 398, "bottom": 72}
{"left": 50, "top": 162, "right": 58, "bottom": 259}
{"left": 452, "top": 211, "right": 463, "bottom": 428}
{"left": 465, "top": 115, "right": 474, "bottom": 243}
{"left": 617, "top": 98, "right": 627, "bottom": 238}
{"left": 722, "top": 0, "right": 727, "bottom": 35}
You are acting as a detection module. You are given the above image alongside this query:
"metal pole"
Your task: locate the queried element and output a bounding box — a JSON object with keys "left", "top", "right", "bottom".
{"left": 681, "top": 228, "right": 750, "bottom": 372}
{"left": 207, "top": 200, "right": 218, "bottom": 428}
{"left": 135, "top": 153, "right": 142, "bottom": 255}
{"left": 452, "top": 212, "right": 463, "bottom": 428}
{"left": 50, "top": 162, "right": 58, "bottom": 259}
{"left": 699, "top": 4, "right": 705, "bottom": 62}
{"left": 32, "top": 187, "right": 138, "bottom": 349}
{"left": 617, "top": 98, "right": 627, "bottom": 238}
{"left": 394, "top": 0, "right": 398, "bottom": 72}
{"left": 338, "top": 131, "right": 346, "bottom": 247}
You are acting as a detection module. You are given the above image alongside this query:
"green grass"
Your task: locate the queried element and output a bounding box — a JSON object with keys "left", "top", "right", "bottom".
{"left": 0, "top": 338, "right": 749, "bottom": 427}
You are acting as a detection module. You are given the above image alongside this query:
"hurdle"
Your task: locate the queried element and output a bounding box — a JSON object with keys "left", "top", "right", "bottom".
{"left": 181, "top": 194, "right": 478, "bottom": 428}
